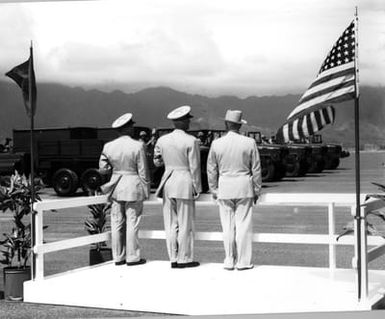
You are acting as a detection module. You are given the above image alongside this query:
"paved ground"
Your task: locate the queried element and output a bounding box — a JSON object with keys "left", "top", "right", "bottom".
{"left": 1, "top": 151, "right": 385, "bottom": 318}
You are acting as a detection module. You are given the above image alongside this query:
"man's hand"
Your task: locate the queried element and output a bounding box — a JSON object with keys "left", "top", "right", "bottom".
{"left": 194, "top": 192, "right": 201, "bottom": 200}
{"left": 212, "top": 192, "right": 218, "bottom": 201}
{"left": 253, "top": 195, "right": 259, "bottom": 204}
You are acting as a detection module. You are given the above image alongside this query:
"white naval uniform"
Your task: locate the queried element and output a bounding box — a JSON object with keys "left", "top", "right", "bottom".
{"left": 207, "top": 131, "right": 262, "bottom": 269}
{"left": 99, "top": 135, "right": 150, "bottom": 263}
{"left": 153, "top": 129, "right": 202, "bottom": 263}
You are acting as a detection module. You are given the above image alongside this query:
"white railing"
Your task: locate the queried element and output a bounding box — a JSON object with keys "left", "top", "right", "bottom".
{"left": 32, "top": 193, "right": 385, "bottom": 304}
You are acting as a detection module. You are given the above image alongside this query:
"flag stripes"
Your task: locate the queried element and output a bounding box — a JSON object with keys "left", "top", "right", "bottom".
{"left": 276, "top": 105, "right": 335, "bottom": 143}
{"left": 300, "top": 69, "right": 355, "bottom": 103}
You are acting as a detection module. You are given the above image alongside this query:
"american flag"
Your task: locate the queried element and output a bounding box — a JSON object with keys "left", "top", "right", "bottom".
{"left": 276, "top": 21, "right": 356, "bottom": 142}
{"left": 276, "top": 105, "right": 335, "bottom": 143}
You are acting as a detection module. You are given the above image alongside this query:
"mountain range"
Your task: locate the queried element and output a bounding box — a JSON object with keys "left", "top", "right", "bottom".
{"left": 1, "top": 81, "right": 384, "bottom": 148}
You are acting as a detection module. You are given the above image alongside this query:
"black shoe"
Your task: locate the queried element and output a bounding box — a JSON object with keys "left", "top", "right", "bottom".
{"left": 177, "top": 261, "right": 200, "bottom": 268}
{"left": 115, "top": 260, "right": 126, "bottom": 266}
{"left": 171, "top": 262, "right": 178, "bottom": 268}
{"left": 126, "top": 258, "right": 146, "bottom": 266}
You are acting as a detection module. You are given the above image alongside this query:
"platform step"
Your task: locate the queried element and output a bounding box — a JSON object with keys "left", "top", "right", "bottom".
{"left": 24, "top": 261, "right": 385, "bottom": 315}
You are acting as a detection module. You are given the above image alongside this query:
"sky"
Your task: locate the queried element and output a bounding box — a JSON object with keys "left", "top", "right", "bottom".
{"left": 0, "top": 0, "right": 384, "bottom": 97}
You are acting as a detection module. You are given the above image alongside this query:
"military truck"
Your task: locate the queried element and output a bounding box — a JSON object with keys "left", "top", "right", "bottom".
{"left": 244, "top": 131, "right": 288, "bottom": 182}
{"left": 284, "top": 134, "right": 349, "bottom": 173}
{"left": 284, "top": 144, "right": 311, "bottom": 177}
{"left": 0, "top": 126, "right": 151, "bottom": 196}
{"left": 307, "top": 135, "right": 348, "bottom": 170}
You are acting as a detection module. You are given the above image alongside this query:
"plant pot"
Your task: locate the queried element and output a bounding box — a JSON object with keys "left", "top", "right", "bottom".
{"left": 89, "top": 247, "right": 112, "bottom": 265}
{"left": 3, "top": 266, "right": 31, "bottom": 301}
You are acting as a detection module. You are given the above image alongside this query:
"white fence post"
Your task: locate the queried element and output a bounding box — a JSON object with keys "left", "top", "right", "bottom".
{"left": 328, "top": 202, "right": 336, "bottom": 269}
{"left": 351, "top": 206, "right": 358, "bottom": 269}
{"left": 359, "top": 205, "right": 369, "bottom": 304}
{"left": 33, "top": 206, "right": 44, "bottom": 280}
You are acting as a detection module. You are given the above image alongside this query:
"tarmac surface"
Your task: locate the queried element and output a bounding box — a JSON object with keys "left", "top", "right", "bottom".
{"left": 1, "top": 151, "right": 385, "bottom": 318}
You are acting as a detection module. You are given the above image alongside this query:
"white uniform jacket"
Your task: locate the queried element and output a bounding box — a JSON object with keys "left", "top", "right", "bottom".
{"left": 99, "top": 135, "right": 150, "bottom": 201}
{"left": 153, "top": 129, "right": 202, "bottom": 199}
{"left": 206, "top": 131, "right": 262, "bottom": 199}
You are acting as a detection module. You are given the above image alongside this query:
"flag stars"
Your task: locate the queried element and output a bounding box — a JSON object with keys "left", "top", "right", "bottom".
{"left": 317, "top": 23, "right": 355, "bottom": 73}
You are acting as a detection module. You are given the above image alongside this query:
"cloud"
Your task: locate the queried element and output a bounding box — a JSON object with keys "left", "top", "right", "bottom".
{"left": 0, "top": 0, "right": 384, "bottom": 97}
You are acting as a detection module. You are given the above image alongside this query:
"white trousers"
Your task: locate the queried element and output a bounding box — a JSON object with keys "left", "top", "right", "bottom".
{"left": 162, "top": 188, "right": 195, "bottom": 263}
{"left": 110, "top": 200, "right": 143, "bottom": 263}
{"left": 217, "top": 198, "right": 253, "bottom": 269}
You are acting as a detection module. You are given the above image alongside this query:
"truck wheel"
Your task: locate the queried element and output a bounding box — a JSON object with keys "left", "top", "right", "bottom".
{"left": 274, "top": 163, "right": 286, "bottom": 181}
{"left": 330, "top": 158, "right": 340, "bottom": 169}
{"left": 52, "top": 168, "right": 79, "bottom": 196}
{"left": 81, "top": 168, "right": 103, "bottom": 193}
{"left": 308, "top": 160, "right": 325, "bottom": 173}
{"left": 262, "top": 163, "right": 275, "bottom": 182}
{"left": 298, "top": 160, "right": 309, "bottom": 176}
{"left": 285, "top": 161, "right": 301, "bottom": 177}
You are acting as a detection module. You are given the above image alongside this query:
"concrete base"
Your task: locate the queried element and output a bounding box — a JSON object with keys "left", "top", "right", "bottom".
{"left": 24, "top": 261, "right": 385, "bottom": 315}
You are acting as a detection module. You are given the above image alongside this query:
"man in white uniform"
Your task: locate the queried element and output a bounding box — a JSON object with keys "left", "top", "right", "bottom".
{"left": 207, "top": 110, "right": 262, "bottom": 270}
{"left": 153, "top": 105, "right": 202, "bottom": 268}
{"left": 99, "top": 113, "right": 150, "bottom": 266}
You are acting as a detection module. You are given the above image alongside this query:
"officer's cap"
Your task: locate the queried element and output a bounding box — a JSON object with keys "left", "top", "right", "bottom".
{"left": 167, "top": 105, "right": 193, "bottom": 120}
{"left": 112, "top": 113, "right": 135, "bottom": 128}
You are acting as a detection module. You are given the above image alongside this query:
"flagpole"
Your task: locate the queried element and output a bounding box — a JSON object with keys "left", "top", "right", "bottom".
{"left": 353, "top": 7, "right": 366, "bottom": 302}
{"left": 29, "top": 42, "right": 36, "bottom": 280}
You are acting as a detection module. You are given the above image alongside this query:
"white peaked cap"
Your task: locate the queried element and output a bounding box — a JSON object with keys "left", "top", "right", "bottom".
{"left": 167, "top": 105, "right": 193, "bottom": 120}
{"left": 111, "top": 113, "right": 135, "bottom": 128}
{"left": 224, "top": 110, "right": 247, "bottom": 124}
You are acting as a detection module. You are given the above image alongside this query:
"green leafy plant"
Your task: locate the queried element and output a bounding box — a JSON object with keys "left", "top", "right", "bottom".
{"left": 85, "top": 190, "right": 111, "bottom": 251}
{"left": 0, "top": 171, "right": 43, "bottom": 268}
{"left": 337, "top": 182, "right": 385, "bottom": 241}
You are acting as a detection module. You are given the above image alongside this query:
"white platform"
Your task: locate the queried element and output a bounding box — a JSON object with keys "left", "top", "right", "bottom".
{"left": 24, "top": 261, "right": 385, "bottom": 315}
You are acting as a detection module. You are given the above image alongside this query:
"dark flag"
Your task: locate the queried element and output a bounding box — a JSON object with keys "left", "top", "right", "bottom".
{"left": 276, "top": 105, "right": 335, "bottom": 143}
{"left": 276, "top": 21, "right": 356, "bottom": 142}
{"left": 6, "top": 45, "right": 38, "bottom": 280}
{"left": 5, "top": 45, "right": 37, "bottom": 118}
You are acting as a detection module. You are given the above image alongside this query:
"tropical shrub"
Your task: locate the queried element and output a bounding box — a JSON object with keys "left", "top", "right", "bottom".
{"left": 0, "top": 172, "right": 43, "bottom": 268}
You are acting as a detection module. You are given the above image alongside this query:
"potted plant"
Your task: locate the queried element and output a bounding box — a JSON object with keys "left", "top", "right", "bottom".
{"left": 85, "top": 191, "right": 112, "bottom": 265}
{"left": 337, "top": 182, "right": 385, "bottom": 241}
{"left": 0, "top": 171, "right": 42, "bottom": 301}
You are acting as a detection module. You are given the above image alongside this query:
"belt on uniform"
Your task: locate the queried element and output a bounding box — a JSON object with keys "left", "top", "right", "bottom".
{"left": 168, "top": 167, "right": 189, "bottom": 171}
{"left": 219, "top": 173, "right": 250, "bottom": 177}
{"left": 113, "top": 170, "right": 138, "bottom": 175}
